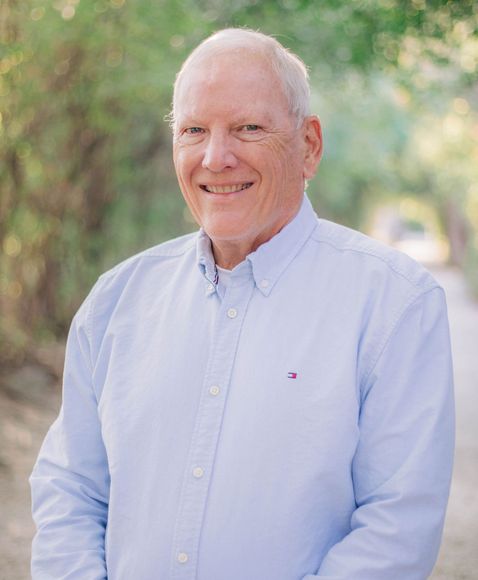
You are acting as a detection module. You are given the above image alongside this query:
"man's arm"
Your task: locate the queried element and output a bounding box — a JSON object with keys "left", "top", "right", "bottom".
{"left": 30, "top": 296, "right": 109, "bottom": 579}
{"left": 305, "top": 285, "right": 455, "bottom": 580}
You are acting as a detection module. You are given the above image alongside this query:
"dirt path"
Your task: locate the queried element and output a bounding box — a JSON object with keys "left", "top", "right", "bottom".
{"left": 429, "top": 266, "right": 478, "bottom": 579}
{"left": 0, "top": 266, "right": 476, "bottom": 579}
{"left": 0, "top": 363, "right": 61, "bottom": 579}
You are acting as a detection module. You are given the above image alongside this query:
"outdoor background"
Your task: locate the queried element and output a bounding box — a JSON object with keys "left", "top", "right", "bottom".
{"left": 0, "top": 0, "right": 477, "bottom": 578}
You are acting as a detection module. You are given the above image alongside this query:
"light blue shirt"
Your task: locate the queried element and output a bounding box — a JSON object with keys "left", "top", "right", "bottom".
{"left": 30, "top": 194, "right": 454, "bottom": 580}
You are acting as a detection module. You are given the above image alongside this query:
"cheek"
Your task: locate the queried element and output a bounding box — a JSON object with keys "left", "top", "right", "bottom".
{"left": 173, "top": 152, "right": 188, "bottom": 177}
{"left": 174, "top": 161, "right": 198, "bottom": 207}
{"left": 260, "top": 137, "right": 289, "bottom": 160}
{"left": 174, "top": 146, "right": 199, "bottom": 179}
{"left": 257, "top": 141, "right": 296, "bottom": 188}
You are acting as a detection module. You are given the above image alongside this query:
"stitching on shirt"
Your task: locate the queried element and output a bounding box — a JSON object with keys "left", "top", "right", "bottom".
{"left": 98, "top": 233, "right": 197, "bottom": 281}
{"left": 79, "top": 272, "right": 108, "bottom": 374}
{"left": 359, "top": 285, "right": 443, "bottom": 401}
{"left": 311, "top": 223, "right": 436, "bottom": 290}
{"left": 83, "top": 293, "right": 95, "bottom": 373}
{"left": 85, "top": 234, "right": 197, "bottom": 335}
{"left": 254, "top": 220, "right": 321, "bottom": 294}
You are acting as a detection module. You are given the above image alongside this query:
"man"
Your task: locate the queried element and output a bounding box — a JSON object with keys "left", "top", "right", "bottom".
{"left": 31, "top": 28, "right": 454, "bottom": 579}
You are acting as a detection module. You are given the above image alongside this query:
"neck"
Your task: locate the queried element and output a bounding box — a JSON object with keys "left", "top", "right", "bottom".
{"left": 211, "top": 240, "right": 253, "bottom": 270}
{"left": 208, "top": 197, "right": 304, "bottom": 269}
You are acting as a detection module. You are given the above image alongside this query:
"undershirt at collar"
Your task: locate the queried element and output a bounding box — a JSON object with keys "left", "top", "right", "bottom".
{"left": 216, "top": 265, "right": 232, "bottom": 294}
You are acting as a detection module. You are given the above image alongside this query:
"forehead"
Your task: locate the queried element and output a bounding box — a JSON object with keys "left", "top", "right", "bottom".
{"left": 174, "top": 51, "right": 290, "bottom": 123}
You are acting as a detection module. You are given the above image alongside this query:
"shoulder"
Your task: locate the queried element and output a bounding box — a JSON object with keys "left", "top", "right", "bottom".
{"left": 309, "top": 219, "right": 448, "bottom": 392}
{"left": 75, "top": 231, "right": 198, "bottom": 334}
{"left": 98, "top": 231, "right": 197, "bottom": 283}
{"left": 310, "top": 218, "right": 439, "bottom": 295}
{"left": 91, "top": 230, "right": 197, "bottom": 295}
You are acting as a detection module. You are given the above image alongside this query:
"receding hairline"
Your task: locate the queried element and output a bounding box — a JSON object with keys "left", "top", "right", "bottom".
{"left": 171, "top": 28, "right": 311, "bottom": 128}
{"left": 177, "top": 28, "right": 291, "bottom": 66}
{"left": 174, "top": 30, "right": 289, "bottom": 96}
{"left": 174, "top": 48, "right": 287, "bottom": 108}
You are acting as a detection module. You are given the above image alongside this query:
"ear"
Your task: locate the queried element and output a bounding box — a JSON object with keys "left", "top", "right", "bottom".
{"left": 302, "top": 115, "right": 323, "bottom": 180}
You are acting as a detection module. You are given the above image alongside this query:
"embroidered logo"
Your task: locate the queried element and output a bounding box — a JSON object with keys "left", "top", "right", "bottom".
{"left": 287, "top": 372, "right": 297, "bottom": 379}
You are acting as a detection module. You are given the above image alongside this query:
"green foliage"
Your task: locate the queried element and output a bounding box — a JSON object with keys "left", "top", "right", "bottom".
{"left": 1, "top": 0, "right": 477, "bottom": 363}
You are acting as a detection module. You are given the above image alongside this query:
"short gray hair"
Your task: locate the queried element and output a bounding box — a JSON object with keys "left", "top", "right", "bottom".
{"left": 171, "top": 28, "right": 311, "bottom": 129}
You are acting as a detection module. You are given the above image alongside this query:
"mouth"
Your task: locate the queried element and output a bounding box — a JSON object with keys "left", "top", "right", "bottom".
{"left": 200, "top": 182, "right": 253, "bottom": 194}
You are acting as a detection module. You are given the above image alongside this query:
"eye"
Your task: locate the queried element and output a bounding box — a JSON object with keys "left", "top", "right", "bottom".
{"left": 184, "top": 127, "right": 204, "bottom": 135}
{"left": 236, "top": 124, "right": 264, "bottom": 141}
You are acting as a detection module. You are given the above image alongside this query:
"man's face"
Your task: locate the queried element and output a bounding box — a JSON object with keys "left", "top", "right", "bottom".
{"left": 173, "top": 51, "right": 321, "bottom": 252}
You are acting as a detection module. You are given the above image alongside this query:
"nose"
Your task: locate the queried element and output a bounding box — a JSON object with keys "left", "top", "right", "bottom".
{"left": 202, "top": 131, "right": 238, "bottom": 172}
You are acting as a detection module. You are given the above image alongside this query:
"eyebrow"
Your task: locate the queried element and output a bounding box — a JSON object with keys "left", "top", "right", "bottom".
{"left": 175, "top": 116, "right": 200, "bottom": 127}
{"left": 232, "top": 113, "right": 274, "bottom": 125}
{"left": 176, "top": 109, "right": 275, "bottom": 128}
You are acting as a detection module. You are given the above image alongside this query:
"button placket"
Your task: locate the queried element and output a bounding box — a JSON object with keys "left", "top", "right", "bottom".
{"left": 170, "top": 281, "right": 255, "bottom": 579}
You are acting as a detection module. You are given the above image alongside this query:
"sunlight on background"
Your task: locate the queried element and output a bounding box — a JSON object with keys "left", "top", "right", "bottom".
{"left": 0, "top": 1, "right": 477, "bottom": 578}
{"left": 369, "top": 198, "right": 449, "bottom": 264}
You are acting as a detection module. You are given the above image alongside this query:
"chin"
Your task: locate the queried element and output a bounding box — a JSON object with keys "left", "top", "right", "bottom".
{"left": 202, "top": 220, "right": 250, "bottom": 243}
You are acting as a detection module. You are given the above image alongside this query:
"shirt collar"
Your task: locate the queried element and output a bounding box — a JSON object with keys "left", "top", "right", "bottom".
{"left": 197, "top": 231, "right": 218, "bottom": 290}
{"left": 196, "top": 193, "right": 318, "bottom": 296}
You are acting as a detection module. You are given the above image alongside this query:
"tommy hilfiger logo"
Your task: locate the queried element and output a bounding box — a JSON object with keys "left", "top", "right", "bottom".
{"left": 287, "top": 372, "right": 298, "bottom": 379}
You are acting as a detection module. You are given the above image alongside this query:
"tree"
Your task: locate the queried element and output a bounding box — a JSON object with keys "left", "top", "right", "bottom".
{"left": 1, "top": 0, "right": 477, "bottom": 364}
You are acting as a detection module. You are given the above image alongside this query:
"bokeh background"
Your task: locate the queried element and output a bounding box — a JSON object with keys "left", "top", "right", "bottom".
{"left": 0, "top": 1, "right": 477, "bottom": 578}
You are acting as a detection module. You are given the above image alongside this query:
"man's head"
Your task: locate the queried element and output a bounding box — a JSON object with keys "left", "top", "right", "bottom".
{"left": 172, "top": 28, "right": 312, "bottom": 129}
{"left": 171, "top": 28, "right": 323, "bottom": 265}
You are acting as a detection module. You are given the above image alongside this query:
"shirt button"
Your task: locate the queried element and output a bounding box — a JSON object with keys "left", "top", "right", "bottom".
{"left": 177, "top": 552, "right": 188, "bottom": 564}
{"left": 227, "top": 307, "right": 237, "bottom": 318}
{"left": 260, "top": 279, "right": 269, "bottom": 288}
{"left": 207, "top": 283, "right": 214, "bottom": 291}
{"left": 192, "top": 467, "right": 204, "bottom": 478}
{"left": 209, "top": 385, "right": 220, "bottom": 396}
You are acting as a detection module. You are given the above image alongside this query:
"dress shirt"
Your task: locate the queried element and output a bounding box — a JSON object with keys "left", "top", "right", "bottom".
{"left": 30, "top": 194, "right": 454, "bottom": 580}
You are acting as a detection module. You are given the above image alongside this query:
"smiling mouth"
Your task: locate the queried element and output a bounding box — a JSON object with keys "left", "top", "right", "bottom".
{"left": 200, "top": 183, "right": 253, "bottom": 194}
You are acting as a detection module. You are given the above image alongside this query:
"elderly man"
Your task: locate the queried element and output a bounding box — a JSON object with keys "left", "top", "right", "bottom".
{"left": 31, "top": 29, "right": 454, "bottom": 580}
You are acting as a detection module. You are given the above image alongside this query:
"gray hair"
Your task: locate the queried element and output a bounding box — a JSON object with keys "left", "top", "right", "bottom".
{"left": 171, "top": 28, "right": 311, "bottom": 130}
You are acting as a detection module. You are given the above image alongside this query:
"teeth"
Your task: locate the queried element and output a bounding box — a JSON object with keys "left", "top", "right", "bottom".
{"left": 205, "top": 183, "right": 252, "bottom": 193}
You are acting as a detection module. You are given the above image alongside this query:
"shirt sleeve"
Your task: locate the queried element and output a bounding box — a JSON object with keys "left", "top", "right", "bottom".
{"left": 304, "top": 285, "right": 455, "bottom": 580}
{"left": 30, "top": 293, "right": 109, "bottom": 580}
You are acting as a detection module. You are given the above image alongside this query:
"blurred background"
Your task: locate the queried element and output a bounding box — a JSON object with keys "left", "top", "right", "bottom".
{"left": 0, "top": 0, "right": 477, "bottom": 578}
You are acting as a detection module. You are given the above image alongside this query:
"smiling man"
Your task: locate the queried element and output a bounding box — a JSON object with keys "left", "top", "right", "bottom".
{"left": 31, "top": 29, "right": 454, "bottom": 580}
{"left": 172, "top": 43, "right": 321, "bottom": 269}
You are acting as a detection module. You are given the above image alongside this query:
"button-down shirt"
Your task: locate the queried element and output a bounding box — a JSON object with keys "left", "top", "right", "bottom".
{"left": 30, "top": 194, "right": 454, "bottom": 580}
